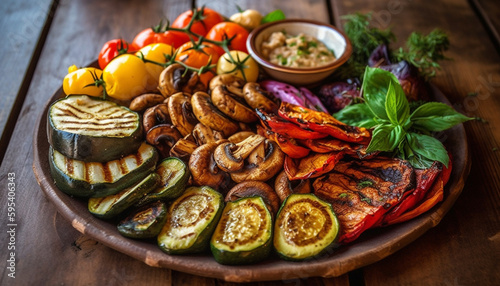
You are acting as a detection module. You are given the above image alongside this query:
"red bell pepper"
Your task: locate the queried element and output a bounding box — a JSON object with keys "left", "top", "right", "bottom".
{"left": 285, "top": 151, "right": 344, "bottom": 180}
{"left": 258, "top": 125, "right": 310, "bottom": 158}
{"left": 384, "top": 174, "right": 444, "bottom": 225}
{"left": 380, "top": 162, "right": 442, "bottom": 226}
{"left": 313, "top": 158, "right": 416, "bottom": 243}
{"left": 256, "top": 108, "right": 328, "bottom": 140}
{"left": 278, "top": 102, "right": 372, "bottom": 144}
{"left": 299, "top": 138, "right": 373, "bottom": 159}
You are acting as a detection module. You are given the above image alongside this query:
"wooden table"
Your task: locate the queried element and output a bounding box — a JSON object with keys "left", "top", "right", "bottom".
{"left": 1, "top": 0, "right": 499, "bottom": 285}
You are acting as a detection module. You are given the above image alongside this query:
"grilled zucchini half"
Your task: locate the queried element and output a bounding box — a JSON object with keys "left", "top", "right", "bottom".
{"left": 157, "top": 186, "right": 224, "bottom": 254}
{"left": 135, "top": 157, "right": 190, "bottom": 207}
{"left": 48, "top": 95, "right": 143, "bottom": 162}
{"left": 210, "top": 196, "right": 273, "bottom": 265}
{"left": 117, "top": 201, "right": 168, "bottom": 239}
{"left": 273, "top": 193, "right": 340, "bottom": 261}
{"left": 88, "top": 173, "right": 160, "bottom": 219}
{"left": 49, "top": 142, "right": 159, "bottom": 198}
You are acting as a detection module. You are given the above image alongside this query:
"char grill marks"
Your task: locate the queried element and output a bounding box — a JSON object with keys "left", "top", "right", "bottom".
{"left": 313, "top": 158, "right": 415, "bottom": 243}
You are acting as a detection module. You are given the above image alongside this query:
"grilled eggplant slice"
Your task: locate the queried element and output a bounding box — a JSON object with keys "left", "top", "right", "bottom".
{"left": 157, "top": 186, "right": 224, "bottom": 254}
{"left": 274, "top": 194, "right": 340, "bottom": 261}
{"left": 210, "top": 196, "right": 273, "bottom": 265}
{"left": 49, "top": 142, "right": 159, "bottom": 198}
{"left": 313, "top": 158, "right": 415, "bottom": 243}
{"left": 117, "top": 201, "right": 168, "bottom": 238}
{"left": 48, "top": 95, "right": 143, "bottom": 162}
{"left": 88, "top": 173, "right": 161, "bottom": 219}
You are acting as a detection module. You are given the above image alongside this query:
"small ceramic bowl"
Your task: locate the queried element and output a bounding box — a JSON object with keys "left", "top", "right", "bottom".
{"left": 247, "top": 19, "right": 352, "bottom": 86}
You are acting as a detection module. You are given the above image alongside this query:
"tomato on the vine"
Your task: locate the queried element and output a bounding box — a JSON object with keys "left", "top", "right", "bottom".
{"left": 98, "top": 39, "right": 132, "bottom": 70}
{"left": 172, "top": 7, "right": 224, "bottom": 37}
{"left": 132, "top": 27, "right": 190, "bottom": 50}
{"left": 205, "top": 22, "right": 249, "bottom": 53}
{"left": 175, "top": 41, "right": 223, "bottom": 86}
{"left": 217, "top": 51, "right": 259, "bottom": 82}
{"left": 136, "top": 43, "right": 175, "bottom": 91}
{"left": 102, "top": 54, "right": 148, "bottom": 101}
{"left": 63, "top": 65, "right": 104, "bottom": 97}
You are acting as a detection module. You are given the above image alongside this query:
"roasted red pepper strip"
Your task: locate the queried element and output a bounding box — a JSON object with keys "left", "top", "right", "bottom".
{"left": 379, "top": 162, "right": 442, "bottom": 226}
{"left": 385, "top": 174, "right": 444, "bottom": 225}
{"left": 256, "top": 108, "right": 329, "bottom": 140}
{"left": 278, "top": 102, "right": 372, "bottom": 144}
{"left": 313, "top": 158, "right": 416, "bottom": 243}
{"left": 285, "top": 151, "right": 344, "bottom": 180}
{"left": 299, "top": 138, "right": 374, "bottom": 159}
{"left": 259, "top": 126, "right": 310, "bottom": 158}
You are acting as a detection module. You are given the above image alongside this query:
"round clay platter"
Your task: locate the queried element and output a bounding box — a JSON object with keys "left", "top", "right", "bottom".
{"left": 32, "top": 83, "right": 470, "bottom": 283}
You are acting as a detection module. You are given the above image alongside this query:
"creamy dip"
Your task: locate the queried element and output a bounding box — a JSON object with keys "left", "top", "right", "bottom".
{"left": 261, "top": 31, "right": 336, "bottom": 68}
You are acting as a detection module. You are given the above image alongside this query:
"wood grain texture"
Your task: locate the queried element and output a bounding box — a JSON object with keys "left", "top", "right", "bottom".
{"left": 473, "top": 0, "right": 500, "bottom": 50}
{"left": 330, "top": 0, "right": 500, "bottom": 285}
{"left": 0, "top": 0, "right": 54, "bottom": 162}
{"left": 0, "top": 0, "right": 190, "bottom": 285}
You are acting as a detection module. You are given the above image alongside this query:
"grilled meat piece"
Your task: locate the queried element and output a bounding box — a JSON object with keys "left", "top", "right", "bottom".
{"left": 313, "top": 158, "right": 416, "bottom": 243}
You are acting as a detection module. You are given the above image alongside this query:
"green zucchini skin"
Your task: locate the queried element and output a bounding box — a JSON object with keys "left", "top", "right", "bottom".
{"left": 88, "top": 173, "right": 161, "bottom": 219}
{"left": 47, "top": 95, "right": 143, "bottom": 162}
{"left": 136, "top": 157, "right": 190, "bottom": 207}
{"left": 49, "top": 143, "right": 159, "bottom": 198}
{"left": 273, "top": 193, "right": 340, "bottom": 261}
{"left": 117, "top": 201, "right": 168, "bottom": 239}
{"left": 210, "top": 196, "right": 273, "bottom": 265}
{"left": 157, "top": 186, "right": 224, "bottom": 255}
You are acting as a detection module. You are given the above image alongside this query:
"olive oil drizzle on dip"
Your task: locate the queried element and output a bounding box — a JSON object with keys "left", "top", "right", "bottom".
{"left": 261, "top": 31, "right": 336, "bottom": 68}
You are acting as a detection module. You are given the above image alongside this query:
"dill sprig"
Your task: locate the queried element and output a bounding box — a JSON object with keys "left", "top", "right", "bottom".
{"left": 342, "top": 12, "right": 395, "bottom": 64}
{"left": 394, "top": 29, "right": 450, "bottom": 79}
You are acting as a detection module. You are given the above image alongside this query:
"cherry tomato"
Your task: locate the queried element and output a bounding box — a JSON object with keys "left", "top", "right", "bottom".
{"left": 103, "top": 54, "right": 148, "bottom": 101}
{"left": 205, "top": 22, "right": 249, "bottom": 53}
{"left": 136, "top": 43, "right": 175, "bottom": 91}
{"left": 172, "top": 7, "right": 224, "bottom": 37}
{"left": 132, "top": 27, "right": 190, "bottom": 50}
{"left": 98, "top": 39, "right": 132, "bottom": 70}
{"left": 217, "top": 51, "right": 259, "bottom": 82}
{"left": 175, "top": 41, "right": 223, "bottom": 86}
{"left": 63, "top": 65, "right": 103, "bottom": 97}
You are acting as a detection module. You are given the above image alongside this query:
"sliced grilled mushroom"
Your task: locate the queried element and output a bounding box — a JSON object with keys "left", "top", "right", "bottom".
{"left": 158, "top": 63, "right": 205, "bottom": 97}
{"left": 274, "top": 170, "right": 312, "bottom": 203}
{"left": 213, "top": 134, "right": 265, "bottom": 172}
{"left": 243, "top": 82, "right": 280, "bottom": 113}
{"left": 167, "top": 92, "right": 199, "bottom": 137}
{"left": 169, "top": 138, "right": 199, "bottom": 163}
{"left": 146, "top": 124, "right": 183, "bottom": 158}
{"left": 211, "top": 85, "right": 258, "bottom": 123}
{"left": 192, "top": 123, "right": 225, "bottom": 145}
{"left": 225, "top": 181, "right": 280, "bottom": 215}
{"left": 228, "top": 131, "right": 256, "bottom": 143}
{"left": 230, "top": 139, "right": 285, "bottom": 183}
{"left": 143, "top": 103, "right": 171, "bottom": 133}
{"left": 189, "top": 141, "right": 232, "bottom": 192}
{"left": 129, "top": 93, "right": 165, "bottom": 112}
{"left": 209, "top": 74, "right": 246, "bottom": 98}
{"left": 191, "top": 91, "right": 239, "bottom": 137}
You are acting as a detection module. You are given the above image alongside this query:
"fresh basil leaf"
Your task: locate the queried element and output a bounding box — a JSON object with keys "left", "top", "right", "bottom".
{"left": 385, "top": 81, "right": 410, "bottom": 125}
{"left": 407, "top": 132, "right": 449, "bottom": 167}
{"left": 407, "top": 152, "right": 436, "bottom": 169}
{"left": 409, "top": 102, "right": 473, "bottom": 132}
{"left": 361, "top": 67, "right": 400, "bottom": 120}
{"left": 333, "top": 103, "right": 378, "bottom": 128}
{"left": 261, "top": 9, "right": 286, "bottom": 23}
{"left": 366, "top": 124, "right": 406, "bottom": 153}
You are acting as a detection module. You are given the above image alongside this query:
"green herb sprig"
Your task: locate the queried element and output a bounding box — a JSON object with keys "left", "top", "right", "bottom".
{"left": 334, "top": 67, "right": 473, "bottom": 169}
{"left": 394, "top": 29, "right": 450, "bottom": 80}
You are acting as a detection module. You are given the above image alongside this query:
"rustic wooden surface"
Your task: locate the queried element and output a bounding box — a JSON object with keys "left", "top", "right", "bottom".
{"left": 0, "top": 0, "right": 499, "bottom": 285}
